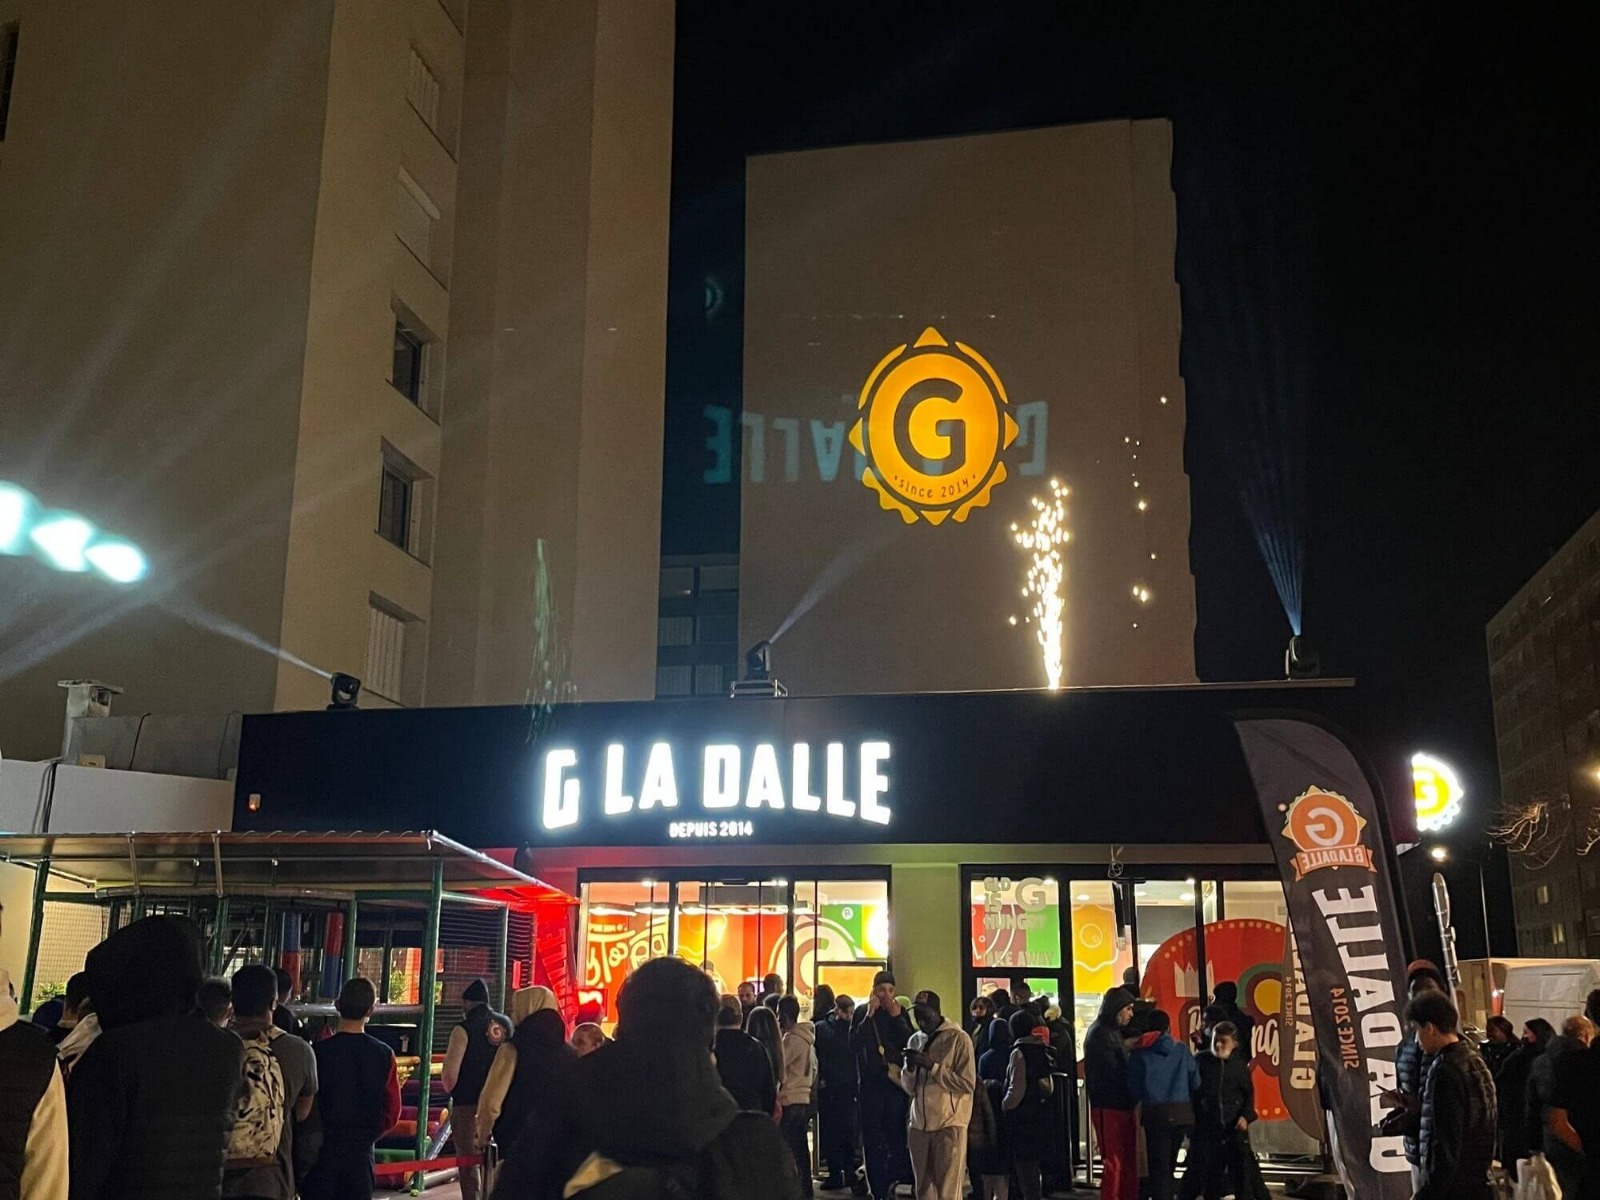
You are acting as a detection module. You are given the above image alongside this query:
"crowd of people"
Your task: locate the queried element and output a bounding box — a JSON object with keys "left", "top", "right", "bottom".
{"left": 9, "top": 925, "right": 1600, "bottom": 1200}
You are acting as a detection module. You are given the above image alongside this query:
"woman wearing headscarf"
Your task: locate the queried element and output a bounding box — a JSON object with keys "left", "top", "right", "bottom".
{"left": 1497, "top": 1017, "right": 1553, "bottom": 1168}
{"left": 475, "top": 985, "right": 574, "bottom": 1158}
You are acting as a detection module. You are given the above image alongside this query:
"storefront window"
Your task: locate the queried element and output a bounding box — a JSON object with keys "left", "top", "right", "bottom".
{"left": 579, "top": 874, "right": 889, "bottom": 1030}
{"left": 1069, "top": 880, "right": 1134, "bottom": 1034}
{"left": 970, "top": 875, "right": 1062, "bottom": 970}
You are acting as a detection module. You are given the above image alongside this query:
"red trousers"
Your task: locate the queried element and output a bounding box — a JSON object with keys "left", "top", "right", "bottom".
{"left": 1092, "top": 1107, "right": 1139, "bottom": 1200}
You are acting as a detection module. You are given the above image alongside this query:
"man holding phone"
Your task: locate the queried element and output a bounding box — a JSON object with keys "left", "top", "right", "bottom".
{"left": 900, "top": 990, "right": 977, "bottom": 1200}
{"left": 851, "top": 970, "right": 915, "bottom": 1200}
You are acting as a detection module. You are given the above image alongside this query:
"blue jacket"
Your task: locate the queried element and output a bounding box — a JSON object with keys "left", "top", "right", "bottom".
{"left": 1129, "top": 1032, "right": 1200, "bottom": 1127}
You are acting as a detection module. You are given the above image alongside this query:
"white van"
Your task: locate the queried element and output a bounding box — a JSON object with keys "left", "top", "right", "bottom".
{"left": 1457, "top": 957, "right": 1600, "bottom": 1032}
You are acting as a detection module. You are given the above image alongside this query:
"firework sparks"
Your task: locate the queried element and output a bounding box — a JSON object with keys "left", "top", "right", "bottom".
{"left": 1011, "top": 479, "right": 1070, "bottom": 688}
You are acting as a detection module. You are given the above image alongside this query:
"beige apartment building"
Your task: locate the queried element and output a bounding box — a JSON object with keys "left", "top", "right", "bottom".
{"left": 0, "top": 0, "right": 672, "bottom": 759}
{"left": 1487, "top": 508, "right": 1600, "bottom": 957}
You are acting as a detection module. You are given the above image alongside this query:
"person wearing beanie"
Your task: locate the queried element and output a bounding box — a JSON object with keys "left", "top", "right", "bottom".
{"left": 491, "top": 957, "right": 801, "bottom": 1199}
{"left": 1084, "top": 986, "right": 1138, "bottom": 1200}
{"left": 66, "top": 916, "right": 245, "bottom": 1200}
{"left": 442, "top": 979, "right": 508, "bottom": 1200}
{"left": 850, "top": 970, "right": 915, "bottom": 1199}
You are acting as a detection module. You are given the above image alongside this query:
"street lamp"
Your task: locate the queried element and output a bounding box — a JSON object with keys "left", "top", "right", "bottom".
{"left": 1429, "top": 845, "right": 1449, "bottom": 863}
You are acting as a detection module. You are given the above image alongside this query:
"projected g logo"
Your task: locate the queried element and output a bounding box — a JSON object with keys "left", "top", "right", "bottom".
{"left": 848, "top": 327, "right": 1019, "bottom": 525}
{"left": 1280, "top": 787, "right": 1377, "bottom": 880}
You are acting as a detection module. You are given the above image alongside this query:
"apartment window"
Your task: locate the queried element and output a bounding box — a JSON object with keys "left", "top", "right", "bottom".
{"left": 1552, "top": 922, "right": 1567, "bottom": 947}
{"left": 1537, "top": 884, "right": 1551, "bottom": 905}
{"left": 657, "top": 617, "right": 693, "bottom": 648}
{"left": 694, "top": 664, "right": 726, "bottom": 696}
{"left": 378, "top": 461, "right": 413, "bottom": 550}
{"left": 0, "top": 24, "right": 17, "bottom": 140}
{"left": 698, "top": 615, "right": 738, "bottom": 645}
{"left": 365, "top": 601, "right": 407, "bottom": 702}
{"left": 698, "top": 563, "right": 739, "bottom": 592}
{"left": 406, "top": 47, "right": 440, "bottom": 129}
{"left": 659, "top": 567, "right": 694, "bottom": 599}
{"left": 656, "top": 665, "right": 692, "bottom": 697}
{"left": 392, "top": 320, "right": 425, "bottom": 404}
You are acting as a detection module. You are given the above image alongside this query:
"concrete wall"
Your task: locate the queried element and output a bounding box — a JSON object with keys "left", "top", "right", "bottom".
{"left": 0, "top": 1, "right": 336, "bottom": 757}
{"left": 0, "top": 761, "right": 235, "bottom": 983}
{"left": 427, "top": 0, "right": 672, "bottom": 707}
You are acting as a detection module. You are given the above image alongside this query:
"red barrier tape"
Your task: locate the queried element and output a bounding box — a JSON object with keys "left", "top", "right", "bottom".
{"left": 371, "top": 1154, "right": 483, "bottom": 1179}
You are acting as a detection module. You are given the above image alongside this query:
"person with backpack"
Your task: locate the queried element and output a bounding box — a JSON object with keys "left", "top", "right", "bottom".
{"left": 66, "top": 916, "right": 244, "bottom": 1200}
{"left": 489, "top": 955, "right": 801, "bottom": 1200}
{"left": 444, "top": 979, "right": 510, "bottom": 1200}
{"left": 300, "top": 977, "right": 400, "bottom": 1200}
{"left": 1, "top": 965, "right": 68, "bottom": 1200}
{"left": 778, "top": 995, "right": 819, "bottom": 1197}
{"left": 1001, "top": 1009, "right": 1057, "bottom": 1200}
{"left": 900, "top": 990, "right": 977, "bottom": 1200}
{"left": 224, "top": 964, "right": 318, "bottom": 1200}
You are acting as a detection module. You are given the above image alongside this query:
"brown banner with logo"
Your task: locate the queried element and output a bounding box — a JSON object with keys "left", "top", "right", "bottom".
{"left": 1234, "top": 716, "right": 1411, "bottom": 1200}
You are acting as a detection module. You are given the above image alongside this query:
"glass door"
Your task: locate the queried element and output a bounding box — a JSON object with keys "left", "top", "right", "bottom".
{"left": 675, "top": 877, "right": 792, "bottom": 998}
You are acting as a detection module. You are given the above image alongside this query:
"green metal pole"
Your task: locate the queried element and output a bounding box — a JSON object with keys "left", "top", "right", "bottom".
{"left": 497, "top": 903, "right": 510, "bottom": 1011}
{"left": 212, "top": 895, "right": 231, "bottom": 976}
{"left": 413, "top": 864, "right": 444, "bottom": 1194}
{"left": 19, "top": 858, "right": 50, "bottom": 1015}
{"left": 345, "top": 898, "right": 360, "bottom": 983}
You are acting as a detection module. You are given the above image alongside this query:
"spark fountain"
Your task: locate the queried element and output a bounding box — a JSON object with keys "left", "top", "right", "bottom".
{"left": 1010, "top": 479, "right": 1070, "bottom": 689}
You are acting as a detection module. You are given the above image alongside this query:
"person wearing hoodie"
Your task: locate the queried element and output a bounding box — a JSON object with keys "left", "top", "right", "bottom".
{"left": 778, "top": 996, "right": 819, "bottom": 1197}
{"left": 1001, "top": 1009, "right": 1056, "bottom": 1200}
{"left": 1083, "top": 987, "right": 1138, "bottom": 1200}
{"left": 0, "top": 965, "right": 68, "bottom": 1200}
{"left": 66, "top": 916, "right": 245, "bottom": 1200}
{"left": 489, "top": 955, "right": 800, "bottom": 1200}
{"left": 814, "top": 992, "right": 861, "bottom": 1193}
{"left": 1128, "top": 1008, "right": 1200, "bottom": 1200}
{"left": 475, "top": 986, "right": 570, "bottom": 1150}
{"left": 1495, "top": 1017, "right": 1553, "bottom": 1168}
{"left": 898, "top": 990, "right": 976, "bottom": 1200}
{"left": 1530, "top": 1014, "right": 1590, "bottom": 1199}
{"left": 714, "top": 997, "right": 778, "bottom": 1117}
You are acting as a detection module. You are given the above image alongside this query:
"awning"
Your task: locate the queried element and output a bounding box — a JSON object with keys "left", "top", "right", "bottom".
{"left": 0, "top": 829, "right": 574, "bottom": 900}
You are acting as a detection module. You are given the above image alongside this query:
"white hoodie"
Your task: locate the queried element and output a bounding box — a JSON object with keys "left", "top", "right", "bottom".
{"left": 780, "top": 1020, "right": 817, "bottom": 1108}
{"left": 899, "top": 1018, "right": 976, "bottom": 1132}
{"left": 0, "top": 968, "right": 70, "bottom": 1200}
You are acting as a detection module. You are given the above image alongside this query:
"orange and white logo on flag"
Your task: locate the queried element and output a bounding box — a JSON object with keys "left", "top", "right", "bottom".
{"left": 1280, "top": 786, "right": 1377, "bottom": 880}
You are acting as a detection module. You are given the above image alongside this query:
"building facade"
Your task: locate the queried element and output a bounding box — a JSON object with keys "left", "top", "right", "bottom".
{"left": 1488, "top": 508, "right": 1600, "bottom": 957}
{"left": 0, "top": 0, "right": 671, "bottom": 758}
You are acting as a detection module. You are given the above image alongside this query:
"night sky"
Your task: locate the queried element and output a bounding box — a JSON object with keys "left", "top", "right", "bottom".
{"left": 659, "top": 3, "right": 1599, "bottom": 953}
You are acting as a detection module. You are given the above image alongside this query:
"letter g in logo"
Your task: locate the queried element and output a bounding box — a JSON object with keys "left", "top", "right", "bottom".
{"left": 848, "top": 327, "right": 1018, "bottom": 525}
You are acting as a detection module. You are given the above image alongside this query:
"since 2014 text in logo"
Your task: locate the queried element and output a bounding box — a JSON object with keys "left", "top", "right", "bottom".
{"left": 848, "top": 327, "right": 1019, "bottom": 525}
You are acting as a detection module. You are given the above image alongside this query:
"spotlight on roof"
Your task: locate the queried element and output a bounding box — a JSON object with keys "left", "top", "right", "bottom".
{"left": 327, "top": 673, "right": 362, "bottom": 711}
{"left": 1285, "top": 634, "right": 1320, "bottom": 680}
{"left": 731, "top": 639, "right": 787, "bottom": 699}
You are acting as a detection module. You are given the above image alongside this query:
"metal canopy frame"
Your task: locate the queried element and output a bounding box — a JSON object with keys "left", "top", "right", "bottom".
{"left": 0, "top": 829, "right": 572, "bottom": 1189}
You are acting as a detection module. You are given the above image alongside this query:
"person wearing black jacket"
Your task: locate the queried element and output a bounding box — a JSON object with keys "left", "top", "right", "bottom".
{"left": 491, "top": 957, "right": 800, "bottom": 1200}
{"left": 1495, "top": 1018, "right": 1553, "bottom": 1169}
{"left": 1378, "top": 959, "right": 1448, "bottom": 1192}
{"left": 850, "top": 971, "right": 914, "bottom": 1200}
{"left": 1208, "top": 982, "right": 1254, "bottom": 1059}
{"left": 66, "top": 916, "right": 245, "bottom": 1200}
{"left": 1409, "top": 991, "right": 1497, "bottom": 1200}
{"left": 713, "top": 996, "right": 778, "bottom": 1116}
{"left": 1179, "top": 1022, "right": 1269, "bottom": 1200}
{"left": 1083, "top": 987, "right": 1137, "bottom": 1200}
{"left": 814, "top": 993, "right": 863, "bottom": 1194}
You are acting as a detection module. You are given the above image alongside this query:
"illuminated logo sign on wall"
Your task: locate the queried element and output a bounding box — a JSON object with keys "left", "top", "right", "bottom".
{"left": 848, "top": 327, "right": 1018, "bottom": 525}
{"left": 1411, "top": 752, "right": 1463, "bottom": 833}
{"left": 1280, "top": 787, "right": 1377, "bottom": 880}
{"left": 538, "top": 740, "right": 892, "bottom": 839}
